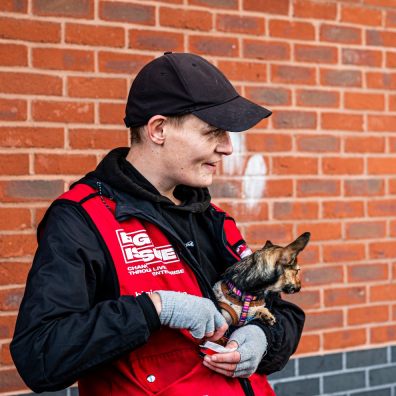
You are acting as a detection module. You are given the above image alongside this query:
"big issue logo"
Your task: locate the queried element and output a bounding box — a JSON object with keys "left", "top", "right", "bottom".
{"left": 116, "top": 229, "right": 183, "bottom": 277}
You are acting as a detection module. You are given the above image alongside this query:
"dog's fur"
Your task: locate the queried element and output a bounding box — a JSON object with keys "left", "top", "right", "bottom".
{"left": 213, "top": 232, "right": 310, "bottom": 326}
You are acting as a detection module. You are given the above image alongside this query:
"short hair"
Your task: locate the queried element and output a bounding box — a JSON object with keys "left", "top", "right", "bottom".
{"left": 129, "top": 114, "right": 192, "bottom": 145}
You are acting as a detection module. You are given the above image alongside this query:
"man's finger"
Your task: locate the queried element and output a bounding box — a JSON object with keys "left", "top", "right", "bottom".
{"left": 203, "top": 360, "right": 234, "bottom": 377}
{"left": 206, "top": 350, "right": 240, "bottom": 364}
{"left": 206, "top": 322, "right": 228, "bottom": 341}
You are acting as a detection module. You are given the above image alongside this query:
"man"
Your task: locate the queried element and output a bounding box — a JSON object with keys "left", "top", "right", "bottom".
{"left": 11, "top": 52, "right": 304, "bottom": 396}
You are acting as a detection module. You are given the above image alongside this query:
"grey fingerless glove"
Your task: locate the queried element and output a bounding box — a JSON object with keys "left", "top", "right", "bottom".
{"left": 156, "top": 291, "right": 226, "bottom": 339}
{"left": 228, "top": 325, "right": 268, "bottom": 377}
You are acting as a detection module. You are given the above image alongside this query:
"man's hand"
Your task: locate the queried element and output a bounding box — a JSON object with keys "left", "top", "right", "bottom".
{"left": 203, "top": 325, "right": 268, "bottom": 377}
{"left": 152, "top": 291, "right": 228, "bottom": 341}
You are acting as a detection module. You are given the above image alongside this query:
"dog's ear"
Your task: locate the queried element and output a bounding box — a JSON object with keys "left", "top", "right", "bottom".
{"left": 264, "top": 240, "right": 273, "bottom": 248}
{"left": 286, "top": 232, "right": 311, "bottom": 254}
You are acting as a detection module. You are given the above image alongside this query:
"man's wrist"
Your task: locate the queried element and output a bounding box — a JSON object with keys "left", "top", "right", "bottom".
{"left": 149, "top": 292, "right": 162, "bottom": 315}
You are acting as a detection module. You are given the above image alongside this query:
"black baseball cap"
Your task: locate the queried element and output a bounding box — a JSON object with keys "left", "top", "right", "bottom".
{"left": 124, "top": 52, "right": 271, "bottom": 132}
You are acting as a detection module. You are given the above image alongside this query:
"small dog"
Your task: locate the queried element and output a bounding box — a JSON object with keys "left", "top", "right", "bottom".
{"left": 213, "top": 232, "right": 310, "bottom": 327}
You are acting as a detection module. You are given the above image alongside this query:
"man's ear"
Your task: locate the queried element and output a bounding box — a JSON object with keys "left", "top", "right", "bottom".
{"left": 146, "top": 115, "right": 167, "bottom": 145}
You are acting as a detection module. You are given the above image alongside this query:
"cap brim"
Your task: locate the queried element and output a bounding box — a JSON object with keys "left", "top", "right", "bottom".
{"left": 192, "top": 96, "right": 271, "bottom": 132}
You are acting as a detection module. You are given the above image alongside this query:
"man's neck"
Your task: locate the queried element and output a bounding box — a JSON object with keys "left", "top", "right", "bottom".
{"left": 126, "top": 147, "right": 181, "bottom": 205}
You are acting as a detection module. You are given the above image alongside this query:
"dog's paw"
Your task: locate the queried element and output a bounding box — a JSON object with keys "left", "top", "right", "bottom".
{"left": 255, "top": 308, "right": 276, "bottom": 326}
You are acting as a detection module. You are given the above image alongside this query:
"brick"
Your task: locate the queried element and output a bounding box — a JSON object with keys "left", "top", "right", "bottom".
{"left": 345, "top": 179, "right": 384, "bottom": 197}
{"left": 0, "top": 127, "right": 63, "bottom": 148}
{"left": 371, "top": 325, "right": 396, "bottom": 344}
{"left": 0, "top": 0, "right": 27, "bottom": 12}
{"left": 69, "top": 128, "right": 128, "bottom": 149}
{"left": 283, "top": 290, "right": 320, "bottom": 310}
{"left": 324, "top": 329, "right": 366, "bottom": 350}
{"left": 302, "top": 265, "right": 344, "bottom": 286}
{"left": 321, "top": 69, "right": 362, "bottom": 87}
{"left": 68, "top": 77, "right": 126, "bottom": 99}
{"left": 219, "top": 61, "right": 267, "bottom": 83}
{"left": 1, "top": 342, "right": 13, "bottom": 365}
{"left": 367, "top": 29, "right": 396, "bottom": 48}
{"left": 0, "top": 367, "right": 27, "bottom": 393}
{"left": 321, "top": 24, "right": 362, "bottom": 44}
{"left": 323, "top": 371, "right": 366, "bottom": 394}
{"left": 0, "top": 154, "right": 29, "bottom": 175}
{"left": 268, "top": 359, "right": 295, "bottom": 380}
{"left": 347, "top": 221, "right": 386, "bottom": 239}
{"left": 322, "top": 113, "right": 363, "bottom": 131}
{"left": 296, "top": 222, "right": 341, "bottom": 241}
{"left": 368, "top": 115, "right": 396, "bottom": 132}
{"left": 245, "top": 223, "right": 293, "bottom": 245}
{"left": 294, "top": 0, "right": 336, "bottom": 19}
{"left": 390, "top": 178, "right": 396, "bottom": 193}
{"left": 324, "top": 286, "right": 366, "bottom": 307}
{"left": 342, "top": 48, "right": 382, "bottom": 67}
{"left": 264, "top": 179, "right": 293, "bottom": 197}
{"left": 345, "top": 92, "right": 385, "bottom": 111}
{"left": 0, "top": 208, "right": 31, "bottom": 231}
{"left": 0, "top": 16, "right": 60, "bottom": 43}
{"left": 341, "top": 5, "right": 382, "bottom": 26}
{"left": 324, "top": 243, "right": 365, "bottom": 263}
{"left": 33, "top": 48, "right": 94, "bottom": 72}
{"left": 0, "top": 234, "right": 36, "bottom": 258}
{"left": 66, "top": 23, "right": 124, "bottom": 48}
{"left": 33, "top": 206, "right": 47, "bottom": 228}
{"left": 213, "top": 201, "right": 268, "bottom": 222}
{"left": 99, "top": 52, "right": 153, "bottom": 75}
{"left": 305, "top": 310, "right": 343, "bottom": 331}
{"left": 0, "top": 287, "right": 24, "bottom": 310}
{"left": 0, "top": 72, "right": 62, "bottom": 96}
{"left": 348, "top": 263, "right": 388, "bottom": 283}
{"left": 0, "top": 180, "right": 64, "bottom": 202}
{"left": 243, "top": 40, "right": 290, "bottom": 61}
{"left": 296, "top": 90, "right": 339, "bottom": 108}
{"left": 348, "top": 305, "right": 389, "bottom": 325}
{"left": 246, "top": 133, "right": 291, "bottom": 152}
{"left": 369, "top": 158, "right": 396, "bottom": 174}
{"left": 210, "top": 179, "right": 242, "bottom": 198}
{"left": 370, "top": 365, "right": 396, "bottom": 387}
{"left": 35, "top": 154, "right": 97, "bottom": 175}
{"left": 160, "top": 9, "right": 211, "bottom": 32}
{"left": 0, "top": 262, "right": 30, "bottom": 286}
{"left": 243, "top": 0, "right": 289, "bottom": 14}
{"left": 216, "top": 14, "right": 264, "bottom": 35}
{"left": 295, "top": 44, "right": 337, "bottom": 64}
{"left": 298, "top": 244, "right": 318, "bottom": 265}
{"left": 271, "top": 65, "right": 315, "bottom": 85}
{"left": 33, "top": 0, "right": 93, "bottom": 18}
{"left": 99, "top": 102, "right": 125, "bottom": 125}
{"left": 323, "top": 157, "right": 363, "bottom": 175}
{"left": 272, "top": 156, "right": 318, "bottom": 175}
{"left": 129, "top": 29, "right": 184, "bottom": 52}
{"left": 387, "top": 52, "right": 396, "bottom": 68}
{"left": 0, "top": 43, "right": 27, "bottom": 66}
{"left": 32, "top": 100, "right": 94, "bottom": 123}
{"left": 0, "top": 99, "right": 26, "bottom": 121}
{"left": 300, "top": 353, "right": 342, "bottom": 375}
{"left": 273, "top": 201, "right": 318, "bottom": 219}
{"left": 386, "top": 10, "right": 396, "bottom": 27}
{"left": 274, "top": 377, "right": 319, "bottom": 396}
{"left": 269, "top": 20, "right": 314, "bottom": 40}
{"left": 190, "top": 0, "right": 237, "bottom": 9}
{"left": 323, "top": 201, "right": 364, "bottom": 219}
{"left": 389, "top": 96, "right": 396, "bottom": 110}
{"left": 189, "top": 35, "right": 238, "bottom": 57}
{"left": 296, "top": 135, "right": 340, "bottom": 152}
{"left": 366, "top": 72, "right": 396, "bottom": 90}
{"left": 347, "top": 348, "right": 387, "bottom": 368}
{"left": 246, "top": 88, "right": 291, "bottom": 108}
{"left": 297, "top": 179, "right": 340, "bottom": 197}
{"left": 273, "top": 111, "right": 317, "bottom": 129}
{"left": 369, "top": 199, "right": 396, "bottom": 216}
{"left": 345, "top": 136, "right": 385, "bottom": 153}
{"left": 370, "top": 242, "right": 396, "bottom": 259}
{"left": 100, "top": 1, "right": 155, "bottom": 25}
{"left": 295, "top": 334, "right": 320, "bottom": 354}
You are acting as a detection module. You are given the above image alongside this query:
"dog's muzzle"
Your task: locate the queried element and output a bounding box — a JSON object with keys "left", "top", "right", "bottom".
{"left": 282, "top": 284, "right": 300, "bottom": 294}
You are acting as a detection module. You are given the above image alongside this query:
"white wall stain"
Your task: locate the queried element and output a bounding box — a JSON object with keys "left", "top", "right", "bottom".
{"left": 222, "top": 133, "right": 246, "bottom": 176}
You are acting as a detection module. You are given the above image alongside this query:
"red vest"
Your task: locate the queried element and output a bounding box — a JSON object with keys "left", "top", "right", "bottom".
{"left": 60, "top": 184, "right": 275, "bottom": 396}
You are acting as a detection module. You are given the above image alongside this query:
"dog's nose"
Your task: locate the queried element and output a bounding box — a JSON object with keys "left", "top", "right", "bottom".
{"left": 283, "top": 284, "right": 300, "bottom": 294}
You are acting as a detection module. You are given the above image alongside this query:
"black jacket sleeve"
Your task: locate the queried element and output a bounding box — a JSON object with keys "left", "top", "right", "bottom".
{"left": 252, "top": 293, "right": 305, "bottom": 375}
{"left": 10, "top": 203, "right": 160, "bottom": 393}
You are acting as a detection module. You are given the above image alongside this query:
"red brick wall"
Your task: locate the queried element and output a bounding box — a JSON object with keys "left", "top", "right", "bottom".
{"left": 1, "top": 0, "right": 396, "bottom": 393}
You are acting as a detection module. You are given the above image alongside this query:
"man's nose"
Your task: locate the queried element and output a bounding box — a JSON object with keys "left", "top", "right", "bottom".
{"left": 216, "top": 131, "right": 233, "bottom": 156}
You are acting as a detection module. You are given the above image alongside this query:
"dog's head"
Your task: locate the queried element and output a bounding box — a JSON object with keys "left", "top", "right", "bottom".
{"left": 262, "top": 232, "right": 310, "bottom": 294}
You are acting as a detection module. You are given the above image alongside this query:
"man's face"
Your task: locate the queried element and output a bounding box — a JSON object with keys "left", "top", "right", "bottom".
{"left": 162, "top": 115, "right": 233, "bottom": 188}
